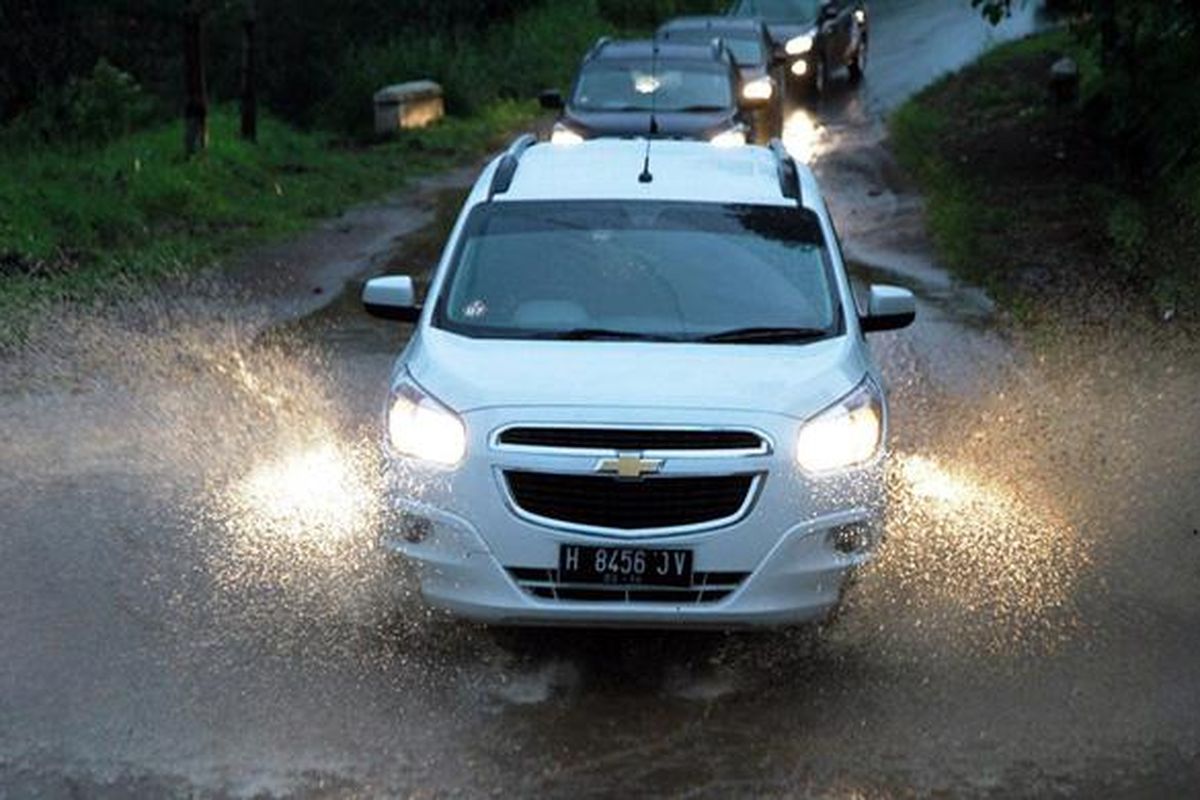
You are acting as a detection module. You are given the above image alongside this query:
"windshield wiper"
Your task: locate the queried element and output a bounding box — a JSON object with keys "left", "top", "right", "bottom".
{"left": 581, "top": 105, "right": 649, "bottom": 113}
{"left": 535, "top": 328, "right": 680, "bottom": 342}
{"left": 697, "top": 326, "right": 831, "bottom": 344}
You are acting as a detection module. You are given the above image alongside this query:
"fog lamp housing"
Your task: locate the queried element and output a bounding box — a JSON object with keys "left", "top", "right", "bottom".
{"left": 828, "top": 522, "right": 874, "bottom": 555}
{"left": 399, "top": 513, "right": 433, "bottom": 544}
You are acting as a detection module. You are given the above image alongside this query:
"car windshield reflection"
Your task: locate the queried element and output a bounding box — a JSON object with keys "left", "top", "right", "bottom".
{"left": 434, "top": 200, "right": 842, "bottom": 342}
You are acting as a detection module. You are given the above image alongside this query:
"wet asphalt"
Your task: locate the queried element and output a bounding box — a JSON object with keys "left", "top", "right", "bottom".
{"left": 2, "top": 1, "right": 1199, "bottom": 797}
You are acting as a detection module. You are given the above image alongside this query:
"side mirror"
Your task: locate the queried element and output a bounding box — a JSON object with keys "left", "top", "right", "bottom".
{"left": 539, "top": 89, "right": 564, "bottom": 110}
{"left": 861, "top": 284, "right": 916, "bottom": 333}
{"left": 363, "top": 275, "right": 420, "bottom": 323}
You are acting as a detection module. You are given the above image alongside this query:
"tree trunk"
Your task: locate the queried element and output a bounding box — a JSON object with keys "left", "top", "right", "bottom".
{"left": 1096, "top": 0, "right": 1118, "bottom": 69}
{"left": 240, "top": 0, "right": 258, "bottom": 142}
{"left": 183, "top": 1, "right": 208, "bottom": 156}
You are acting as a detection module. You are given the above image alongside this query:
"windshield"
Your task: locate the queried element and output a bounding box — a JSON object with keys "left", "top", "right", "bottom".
{"left": 732, "top": 0, "right": 820, "bottom": 24}
{"left": 662, "top": 32, "right": 766, "bottom": 67}
{"left": 572, "top": 62, "right": 733, "bottom": 112}
{"left": 434, "top": 201, "right": 841, "bottom": 342}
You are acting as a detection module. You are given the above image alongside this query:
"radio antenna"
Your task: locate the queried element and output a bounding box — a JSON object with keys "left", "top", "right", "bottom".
{"left": 639, "top": 39, "right": 659, "bottom": 184}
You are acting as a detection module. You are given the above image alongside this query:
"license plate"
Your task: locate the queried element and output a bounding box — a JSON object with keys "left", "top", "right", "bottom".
{"left": 559, "top": 545, "right": 693, "bottom": 587}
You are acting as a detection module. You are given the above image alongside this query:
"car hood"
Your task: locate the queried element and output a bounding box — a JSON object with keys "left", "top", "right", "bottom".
{"left": 739, "top": 65, "right": 769, "bottom": 83}
{"left": 563, "top": 108, "right": 737, "bottom": 140}
{"left": 765, "top": 23, "right": 815, "bottom": 47}
{"left": 405, "top": 328, "right": 867, "bottom": 419}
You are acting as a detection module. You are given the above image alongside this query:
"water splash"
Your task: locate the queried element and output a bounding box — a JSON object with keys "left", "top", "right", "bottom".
{"left": 225, "top": 441, "right": 379, "bottom": 551}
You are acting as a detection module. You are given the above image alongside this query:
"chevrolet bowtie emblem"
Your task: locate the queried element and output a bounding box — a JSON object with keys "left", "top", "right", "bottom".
{"left": 596, "top": 452, "right": 664, "bottom": 479}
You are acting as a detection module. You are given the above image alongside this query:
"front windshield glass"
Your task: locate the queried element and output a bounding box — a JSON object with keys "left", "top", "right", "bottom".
{"left": 572, "top": 62, "right": 733, "bottom": 112}
{"left": 732, "top": 0, "right": 820, "bottom": 24}
{"left": 434, "top": 201, "right": 840, "bottom": 342}
{"left": 663, "top": 32, "right": 766, "bottom": 66}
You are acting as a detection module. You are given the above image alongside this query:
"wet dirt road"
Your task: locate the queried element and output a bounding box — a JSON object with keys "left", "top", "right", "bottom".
{"left": 3, "top": 2, "right": 1199, "bottom": 797}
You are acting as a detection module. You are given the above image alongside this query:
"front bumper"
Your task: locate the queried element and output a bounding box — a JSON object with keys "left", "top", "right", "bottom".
{"left": 383, "top": 498, "right": 879, "bottom": 628}
{"left": 378, "top": 403, "right": 885, "bottom": 628}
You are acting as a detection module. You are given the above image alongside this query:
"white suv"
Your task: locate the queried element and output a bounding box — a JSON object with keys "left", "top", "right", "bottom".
{"left": 362, "top": 135, "right": 915, "bottom": 627}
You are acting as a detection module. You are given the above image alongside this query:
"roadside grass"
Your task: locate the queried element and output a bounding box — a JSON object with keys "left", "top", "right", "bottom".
{"left": 0, "top": 103, "right": 534, "bottom": 346}
{"left": 888, "top": 29, "right": 1199, "bottom": 324}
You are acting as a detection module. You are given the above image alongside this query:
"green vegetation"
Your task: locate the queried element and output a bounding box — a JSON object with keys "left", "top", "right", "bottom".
{"left": 0, "top": 0, "right": 724, "bottom": 345}
{"left": 320, "top": 0, "right": 610, "bottom": 135}
{"left": 889, "top": 28, "right": 1200, "bottom": 322}
{"left": 0, "top": 103, "right": 533, "bottom": 344}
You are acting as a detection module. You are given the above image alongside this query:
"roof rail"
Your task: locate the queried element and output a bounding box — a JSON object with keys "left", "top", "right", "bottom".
{"left": 487, "top": 134, "right": 538, "bottom": 201}
{"left": 769, "top": 139, "right": 802, "bottom": 204}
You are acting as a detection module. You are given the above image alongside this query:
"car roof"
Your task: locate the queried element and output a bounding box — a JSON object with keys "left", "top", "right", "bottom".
{"left": 590, "top": 38, "right": 729, "bottom": 65}
{"left": 480, "top": 139, "right": 821, "bottom": 210}
{"left": 658, "top": 16, "right": 767, "bottom": 38}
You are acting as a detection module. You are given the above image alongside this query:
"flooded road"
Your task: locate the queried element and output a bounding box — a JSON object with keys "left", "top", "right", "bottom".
{"left": 3, "top": 2, "right": 1199, "bottom": 797}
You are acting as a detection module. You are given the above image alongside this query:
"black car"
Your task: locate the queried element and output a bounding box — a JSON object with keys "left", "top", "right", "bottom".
{"left": 539, "top": 39, "right": 764, "bottom": 146}
{"left": 730, "top": 0, "right": 869, "bottom": 99}
{"left": 656, "top": 16, "right": 785, "bottom": 140}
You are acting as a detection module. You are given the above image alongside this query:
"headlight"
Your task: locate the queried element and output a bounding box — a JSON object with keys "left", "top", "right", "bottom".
{"left": 386, "top": 376, "right": 467, "bottom": 466}
{"left": 710, "top": 127, "right": 747, "bottom": 147}
{"left": 795, "top": 380, "right": 884, "bottom": 473}
{"left": 791, "top": 60, "right": 809, "bottom": 77}
{"left": 550, "top": 124, "right": 584, "bottom": 145}
{"left": 854, "top": 8, "right": 867, "bottom": 24}
{"left": 785, "top": 33, "right": 814, "bottom": 56}
{"left": 742, "top": 77, "right": 774, "bottom": 101}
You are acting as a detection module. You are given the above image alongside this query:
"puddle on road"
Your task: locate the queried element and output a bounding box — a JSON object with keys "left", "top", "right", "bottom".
{"left": 2, "top": 268, "right": 1197, "bottom": 785}
{"left": 1, "top": 286, "right": 1185, "bottom": 671}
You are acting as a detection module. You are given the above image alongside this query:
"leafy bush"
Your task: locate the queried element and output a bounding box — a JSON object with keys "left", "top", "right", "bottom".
{"left": 3, "top": 59, "right": 155, "bottom": 147}
{"left": 66, "top": 59, "right": 157, "bottom": 143}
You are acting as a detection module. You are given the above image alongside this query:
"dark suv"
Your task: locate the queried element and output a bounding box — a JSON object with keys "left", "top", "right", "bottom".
{"left": 730, "top": 0, "right": 869, "bottom": 99}
{"left": 656, "top": 16, "right": 784, "bottom": 140}
{"left": 539, "top": 39, "right": 765, "bottom": 146}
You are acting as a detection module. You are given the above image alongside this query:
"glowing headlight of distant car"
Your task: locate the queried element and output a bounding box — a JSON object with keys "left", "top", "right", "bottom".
{"left": 785, "top": 33, "right": 814, "bottom": 55}
{"left": 550, "top": 124, "right": 584, "bottom": 145}
{"left": 742, "top": 76, "right": 774, "bottom": 101}
{"left": 710, "top": 126, "right": 748, "bottom": 147}
{"left": 796, "top": 380, "right": 884, "bottom": 473}
{"left": 854, "top": 8, "right": 867, "bottom": 24}
{"left": 387, "top": 376, "right": 467, "bottom": 466}
{"left": 791, "top": 60, "right": 809, "bottom": 77}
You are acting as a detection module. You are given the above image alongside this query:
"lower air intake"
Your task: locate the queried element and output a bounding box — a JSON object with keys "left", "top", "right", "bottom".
{"left": 506, "top": 567, "right": 749, "bottom": 604}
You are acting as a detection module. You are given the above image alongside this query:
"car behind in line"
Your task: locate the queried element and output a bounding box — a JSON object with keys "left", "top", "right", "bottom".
{"left": 540, "top": 38, "right": 765, "bottom": 146}
{"left": 656, "top": 15, "right": 786, "bottom": 140}
{"left": 730, "top": 0, "right": 869, "bottom": 99}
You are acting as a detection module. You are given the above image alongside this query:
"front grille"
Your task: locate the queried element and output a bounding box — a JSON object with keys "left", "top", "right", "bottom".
{"left": 505, "top": 471, "right": 756, "bottom": 530}
{"left": 507, "top": 567, "right": 749, "bottom": 604}
{"left": 497, "top": 427, "right": 764, "bottom": 452}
